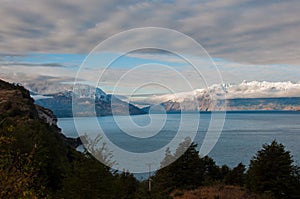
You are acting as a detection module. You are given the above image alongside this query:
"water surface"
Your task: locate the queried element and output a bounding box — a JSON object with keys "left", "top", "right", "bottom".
{"left": 58, "top": 112, "right": 300, "bottom": 168}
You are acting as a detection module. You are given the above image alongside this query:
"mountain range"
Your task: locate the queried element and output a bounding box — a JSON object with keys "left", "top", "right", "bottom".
{"left": 140, "top": 81, "right": 300, "bottom": 112}
{"left": 31, "top": 83, "right": 145, "bottom": 117}
{"left": 29, "top": 81, "right": 300, "bottom": 117}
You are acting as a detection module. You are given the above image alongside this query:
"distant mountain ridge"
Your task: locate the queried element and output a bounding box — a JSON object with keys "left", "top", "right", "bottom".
{"left": 144, "top": 97, "right": 300, "bottom": 113}
{"left": 141, "top": 81, "right": 300, "bottom": 112}
{"left": 32, "top": 84, "right": 145, "bottom": 117}
{"left": 29, "top": 81, "right": 300, "bottom": 115}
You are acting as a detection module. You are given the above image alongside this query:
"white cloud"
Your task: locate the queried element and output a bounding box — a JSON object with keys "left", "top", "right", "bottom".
{"left": 0, "top": 0, "right": 300, "bottom": 65}
{"left": 1, "top": 0, "right": 300, "bottom": 95}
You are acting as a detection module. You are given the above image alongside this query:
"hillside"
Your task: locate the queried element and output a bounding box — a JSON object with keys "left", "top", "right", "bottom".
{"left": 0, "top": 79, "right": 139, "bottom": 198}
{"left": 0, "top": 80, "right": 38, "bottom": 119}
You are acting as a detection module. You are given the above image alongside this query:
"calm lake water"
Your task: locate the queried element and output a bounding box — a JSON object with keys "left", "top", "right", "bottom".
{"left": 57, "top": 112, "right": 300, "bottom": 169}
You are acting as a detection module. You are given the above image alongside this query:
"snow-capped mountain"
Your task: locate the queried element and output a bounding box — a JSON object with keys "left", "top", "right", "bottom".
{"left": 29, "top": 81, "right": 300, "bottom": 114}
{"left": 28, "top": 82, "right": 107, "bottom": 100}
{"left": 29, "top": 83, "right": 145, "bottom": 117}
{"left": 221, "top": 80, "right": 300, "bottom": 99}
{"left": 141, "top": 81, "right": 300, "bottom": 112}
{"left": 148, "top": 81, "right": 300, "bottom": 103}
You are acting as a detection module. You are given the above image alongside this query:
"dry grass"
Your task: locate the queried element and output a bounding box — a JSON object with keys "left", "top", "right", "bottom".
{"left": 171, "top": 185, "right": 274, "bottom": 199}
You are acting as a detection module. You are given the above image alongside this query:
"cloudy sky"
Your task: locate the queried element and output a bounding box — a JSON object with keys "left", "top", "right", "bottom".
{"left": 0, "top": 0, "right": 300, "bottom": 96}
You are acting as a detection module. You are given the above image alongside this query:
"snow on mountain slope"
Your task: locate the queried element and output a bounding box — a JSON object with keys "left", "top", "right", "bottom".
{"left": 146, "top": 81, "right": 300, "bottom": 104}
{"left": 26, "top": 82, "right": 108, "bottom": 99}
{"left": 225, "top": 80, "right": 300, "bottom": 99}
{"left": 29, "top": 82, "right": 145, "bottom": 117}
{"left": 28, "top": 80, "right": 300, "bottom": 113}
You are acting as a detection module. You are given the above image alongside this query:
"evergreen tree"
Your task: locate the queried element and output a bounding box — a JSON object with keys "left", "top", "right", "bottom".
{"left": 202, "top": 156, "right": 222, "bottom": 184}
{"left": 172, "top": 140, "right": 204, "bottom": 189}
{"left": 224, "top": 163, "right": 246, "bottom": 186}
{"left": 220, "top": 165, "right": 230, "bottom": 180}
{"left": 154, "top": 138, "right": 205, "bottom": 191}
{"left": 247, "top": 140, "right": 300, "bottom": 198}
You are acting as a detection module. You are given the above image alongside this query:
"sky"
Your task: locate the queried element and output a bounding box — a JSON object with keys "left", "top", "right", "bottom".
{"left": 0, "top": 0, "right": 300, "bottom": 97}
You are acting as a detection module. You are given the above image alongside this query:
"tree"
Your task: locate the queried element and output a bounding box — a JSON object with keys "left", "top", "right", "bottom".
{"left": 201, "top": 156, "right": 222, "bottom": 184}
{"left": 171, "top": 139, "right": 204, "bottom": 189}
{"left": 114, "top": 171, "right": 139, "bottom": 199}
{"left": 224, "top": 163, "right": 246, "bottom": 186}
{"left": 81, "top": 133, "right": 116, "bottom": 169}
{"left": 160, "top": 147, "right": 175, "bottom": 169}
{"left": 154, "top": 138, "right": 205, "bottom": 191}
{"left": 220, "top": 165, "right": 230, "bottom": 180}
{"left": 247, "top": 140, "right": 300, "bottom": 198}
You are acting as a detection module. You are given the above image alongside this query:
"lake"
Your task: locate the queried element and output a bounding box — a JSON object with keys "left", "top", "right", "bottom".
{"left": 57, "top": 111, "right": 300, "bottom": 172}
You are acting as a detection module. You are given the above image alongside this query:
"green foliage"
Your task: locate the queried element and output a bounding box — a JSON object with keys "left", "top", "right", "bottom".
{"left": 0, "top": 80, "right": 129, "bottom": 198}
{"left": 220, "top": 165, "right": 230, "bottom": 179}
{"left": 224, "top": 163, "right": 246, "bottom": 186}
{"left": 152, "top": 139, "right": 300, "bottom": 198}
{"left": 154, "top": 138, "right": 202, "bottom": 190}
{"left": 0, "top": 120, "right": 40, "bottom": 198}
{"left": 60, "top": 153, "right": 116, "bottom": 199}
{"left": 113, "top": 172, "right": 139, "bottom": 199}
{"left": 247, "top": 140, "right": 300, "bottom": 198}
{"left": 153, "top": 138, "right": 223, "bottom": 193}
{"left": 201, "top": 156, "right": 222, "bottom": 184}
